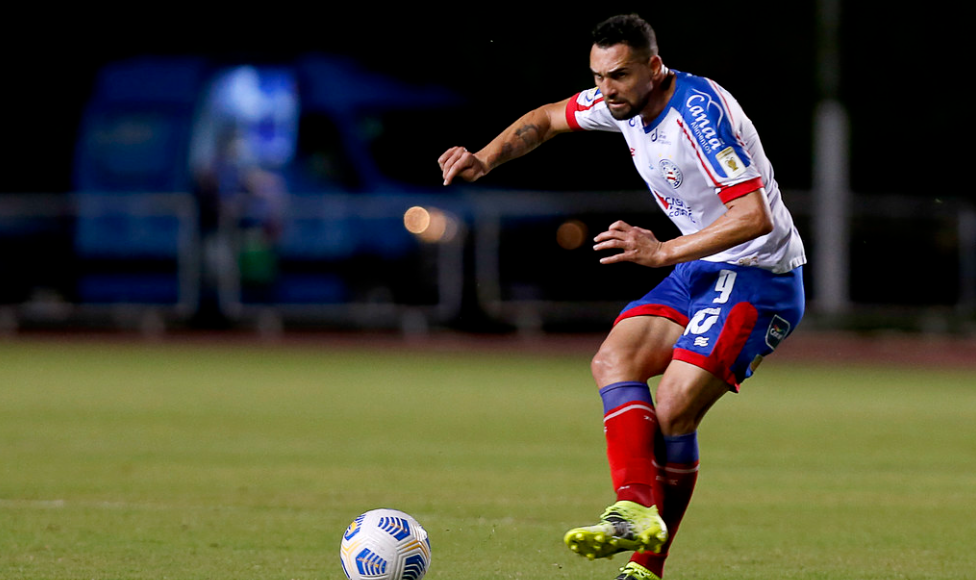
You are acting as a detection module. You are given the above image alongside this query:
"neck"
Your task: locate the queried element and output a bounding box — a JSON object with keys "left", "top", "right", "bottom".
{"left": 640, "top": 69, "right": 676, "bottom": 125}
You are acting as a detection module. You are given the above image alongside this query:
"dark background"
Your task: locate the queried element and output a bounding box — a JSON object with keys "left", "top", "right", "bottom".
{"left": 2, "top": 2, "right": 961, "bottom": 199}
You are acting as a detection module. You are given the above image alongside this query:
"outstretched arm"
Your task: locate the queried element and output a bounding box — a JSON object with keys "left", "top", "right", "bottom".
{"left": 593, "top": 189, "right": 775, "bottom": 267}
{"left": 439, "top": 98, "right": 574, "bottom": 185}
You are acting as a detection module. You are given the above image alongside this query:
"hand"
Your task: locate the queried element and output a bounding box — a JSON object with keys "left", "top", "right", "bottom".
{"left": 593, "top": 220, "right": 669, "bottom": 267}
{"left": 438, "top": 146, "right": 489, "bottom": 185}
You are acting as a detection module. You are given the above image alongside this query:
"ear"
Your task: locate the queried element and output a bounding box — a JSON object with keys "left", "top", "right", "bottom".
{"left": 649, "top": 55, "right": 664, "bottom": 74}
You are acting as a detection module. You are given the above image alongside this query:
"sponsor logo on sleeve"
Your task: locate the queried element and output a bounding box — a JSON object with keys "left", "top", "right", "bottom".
{"left": 716, "top": 147, "right": 746, "bottom": 178}
{"left": 685, "top": 89, "right": 725, "bottom": 155}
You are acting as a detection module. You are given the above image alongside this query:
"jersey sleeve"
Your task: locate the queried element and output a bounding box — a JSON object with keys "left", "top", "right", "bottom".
{"left": 565, "top": 88, "right": 621, "bottom": 133}
{"left": 678, "top": 79, "right": 764, "bottom": 203}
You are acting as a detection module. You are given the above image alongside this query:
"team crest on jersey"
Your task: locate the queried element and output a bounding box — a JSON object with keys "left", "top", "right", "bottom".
{"left": 658, "top": 159, "right": 683, "bottom": 189}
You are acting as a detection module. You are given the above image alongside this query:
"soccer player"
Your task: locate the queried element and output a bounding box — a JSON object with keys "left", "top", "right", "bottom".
{"left": 438, "top": 14, "right": 806, "bottom": 580}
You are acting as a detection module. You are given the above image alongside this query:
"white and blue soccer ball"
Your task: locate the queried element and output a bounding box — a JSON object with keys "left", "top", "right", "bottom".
{"left": 340, "top": 509, "right": 432, "bottom": 580}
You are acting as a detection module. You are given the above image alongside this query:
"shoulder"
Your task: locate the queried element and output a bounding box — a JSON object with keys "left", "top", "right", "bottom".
{"left": 671, "top": 71, "right": 740, "bottom": 124}
{"left": 565, "top": 88, "right": 621, "bottom": 132}
{"left": 670, "top": 71, "right": 761, "bottom": 183}
{"left": 668, "top": 70, "right": 750, "bottom": 154}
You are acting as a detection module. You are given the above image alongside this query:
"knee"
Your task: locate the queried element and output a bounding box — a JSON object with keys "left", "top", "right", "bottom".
{"left": 590, "top": 347, "right": 619, "bottom": 386}
{"left": 590, "top": 343, "right": 638, "bottom": 386}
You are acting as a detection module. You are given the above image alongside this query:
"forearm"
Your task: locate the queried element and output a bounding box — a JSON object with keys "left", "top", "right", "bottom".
{"left": 439, "top": 98, "right": 571, "bottom": 185}
{"left": 477, "top": 101, "right": 568, "bottom": 173}
{"left": 658, "top": 190, "right": 774, "bottom": 266}
{"left": 659, "top": 218, "right": 764, "bottom": 266}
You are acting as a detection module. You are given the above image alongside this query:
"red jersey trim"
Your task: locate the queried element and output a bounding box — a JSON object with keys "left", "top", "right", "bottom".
{"left": 565, "top": 92, "right": 603, "bottom": 132}
{"left": 718, "top": 177, "right": 764, "bottom": 204}
{"left": 614, "top": 304, "right": 689, "bottom": 327}
{"left": 566, "top": 103, "right": 583, "bottom": 131}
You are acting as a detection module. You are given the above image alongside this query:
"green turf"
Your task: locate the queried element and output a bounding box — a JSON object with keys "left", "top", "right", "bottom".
{"left": 1, "top": 339, "right": 974, "bottom": 579}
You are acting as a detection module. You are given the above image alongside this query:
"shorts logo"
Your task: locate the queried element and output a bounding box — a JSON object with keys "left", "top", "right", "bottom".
{"left": 684, "top": 307, "right": 722, "bottom": 336}
{"left": 765, "top": 315, "right": 791, "bottom": 349}
{"left": 659, "top": 159, "right": 683, "bottom": 189}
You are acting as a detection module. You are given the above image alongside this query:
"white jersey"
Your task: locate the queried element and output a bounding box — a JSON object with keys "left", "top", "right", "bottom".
{"left": 566, "top": 70, "right": 806, "bottom": 274}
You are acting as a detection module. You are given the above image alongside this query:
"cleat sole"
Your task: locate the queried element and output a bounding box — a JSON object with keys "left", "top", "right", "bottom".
{"left": 563, "top": 501, "right": 668, "bottom": 560}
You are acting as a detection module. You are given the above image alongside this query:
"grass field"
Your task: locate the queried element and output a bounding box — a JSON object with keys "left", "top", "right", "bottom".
{"left": 1, "top": 337, "right": 974, "bottom": 579}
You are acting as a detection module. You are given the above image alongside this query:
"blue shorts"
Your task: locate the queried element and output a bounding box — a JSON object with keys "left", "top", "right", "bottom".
{"left": 615, "top": 261, "right": 805, "bottom": 391}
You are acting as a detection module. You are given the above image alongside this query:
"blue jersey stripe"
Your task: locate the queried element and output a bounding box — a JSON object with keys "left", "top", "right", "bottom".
{"left": 672, "top": 71, "right": 752, "bottom": 176}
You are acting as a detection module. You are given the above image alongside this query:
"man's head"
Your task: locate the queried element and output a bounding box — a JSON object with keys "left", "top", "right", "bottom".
{"left": 591, "top": 14, "right": 658, "bottom": 62}
{"left": 589, "top": 14, "right": 667, "bottom": 121}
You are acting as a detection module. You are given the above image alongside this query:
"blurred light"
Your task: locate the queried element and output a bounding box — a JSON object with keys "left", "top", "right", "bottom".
{"left": 404, "top": 206, "right": 460, "bottom": 243}
{"left": 404, "top": 206, "right": 430, "bottom": 234}
{"left": 556, "top": 219, "right": 588, "bottom": 250}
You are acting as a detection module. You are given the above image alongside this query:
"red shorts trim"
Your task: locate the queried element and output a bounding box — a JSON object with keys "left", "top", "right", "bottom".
{"left": 673, "top": 349, "right": 739, "bottom": 391}
{"left": 614, "top": 304, "right": 690, "bottom": 327}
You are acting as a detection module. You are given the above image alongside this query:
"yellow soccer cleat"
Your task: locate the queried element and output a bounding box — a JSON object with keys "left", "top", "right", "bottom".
{"left": 563, "top": 500, "right": 668, "bottom": 560}
{"left": 614, "top": 562, "right": 661, "bottom": 580}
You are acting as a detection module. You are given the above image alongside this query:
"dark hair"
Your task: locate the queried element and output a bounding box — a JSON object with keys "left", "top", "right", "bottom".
{"left": 591, "top": 14, "right": 658, "bottom": 59}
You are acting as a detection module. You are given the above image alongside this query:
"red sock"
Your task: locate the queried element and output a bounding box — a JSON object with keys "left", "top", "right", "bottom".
{"left": 599, "top": 382, "right": 661, "bottom": 507}
{"left": 630, "top": 432, "right": 700, "bottom": 578}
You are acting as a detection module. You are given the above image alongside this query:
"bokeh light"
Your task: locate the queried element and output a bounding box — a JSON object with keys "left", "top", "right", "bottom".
{"left": 556, "top": 219, "right": 588, "bottom": 250}
{"left": 404, "top": 206, "right": 459, "bottom": 243}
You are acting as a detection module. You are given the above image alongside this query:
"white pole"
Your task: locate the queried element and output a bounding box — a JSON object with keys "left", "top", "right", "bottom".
{"left": 813, "top": 0, "right": 851, "bottom": 316}
{"left": 813, "top": 101, "right": 851, "bottom": 315}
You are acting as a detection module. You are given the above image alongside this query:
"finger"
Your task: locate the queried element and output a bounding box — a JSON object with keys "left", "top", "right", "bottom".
{"left": 608, "top": 220, "right": 631, "bottom": 231}
{"left": 593, "top": 227, "right": 631, "bottom": 243}
{"left": 593, "top": 226, "right": 629, "bottom": 242}
{"left": 437, "top": 146, "right": 464, "bottom": 169}
{"left": 443, "top": 151, "right": 472, "bottom": 185}
{"left": 600, "top": 253, "right": 630, "bottom": 265}
{"left": 593, "top": 238, "right": 625, "bottom": 252}
{"left": 442, "top": 147, "right": 470, "bottom": 185}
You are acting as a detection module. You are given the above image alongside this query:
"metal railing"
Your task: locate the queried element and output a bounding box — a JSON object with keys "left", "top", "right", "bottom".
{"left": 1, "top": 189, "right": 973, "bottom": 334}
{"left": 470, "top": 189, "right": 976, "bottom": 333}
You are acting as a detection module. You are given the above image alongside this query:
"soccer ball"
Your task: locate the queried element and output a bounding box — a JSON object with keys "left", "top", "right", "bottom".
{"left": 339, "top": 509, "right": 432, "bottom": 580}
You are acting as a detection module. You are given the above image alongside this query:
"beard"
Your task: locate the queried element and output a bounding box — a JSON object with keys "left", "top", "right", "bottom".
{"left": 605, "top": 89, "right": 652, "bottom": 121}
{"left": 606, "top": 84, "right": 652, "bottom": 121}
{"left": 607, "top": 103, "right": 637, "bottom": 120}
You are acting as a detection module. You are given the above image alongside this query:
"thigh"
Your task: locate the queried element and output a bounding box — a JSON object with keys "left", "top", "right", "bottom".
{"left": 592, "top": 315, "right": 685, "bottom": 387}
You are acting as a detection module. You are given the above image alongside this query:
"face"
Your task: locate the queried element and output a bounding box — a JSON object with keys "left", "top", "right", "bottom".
{"left": 589, "top": 43, "right": 657, "bottom": 121}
